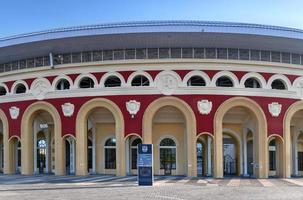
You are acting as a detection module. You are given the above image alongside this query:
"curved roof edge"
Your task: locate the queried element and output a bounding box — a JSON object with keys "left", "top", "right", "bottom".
{"left": 1, "top": 20, "right": 303, "bottom": 47}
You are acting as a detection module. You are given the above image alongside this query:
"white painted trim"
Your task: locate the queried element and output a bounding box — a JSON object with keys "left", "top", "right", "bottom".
{"left": 11, "top": 80, "right": 29, "bottom": 94}
{"left": 51, "top": 75, "right": 74, "bottom": 91}
{"left": 155, "top": 70, "right": 182, "bottom": 86}
{"left": 74, "top": 73, "right": 98, "bottom": 89}
{"left": 240, "top": 72, "right": 267, "bottom": 89}
{"left": 100, "top": 71, "right": 126, "bottom": 88}
{"left": 267, "top": 74, "right": 291, "bottom": 90}
{"left": 182, "top": 70, "right": 211, "bottom": 87}
{"left": 126, "top": 71, "right": 154, "bottom": 87}
{"left": 30, "top": 77, "right": 52, "bottom": 91}
{"left": 211, "top": 71, "right": 240, "bottom": 88}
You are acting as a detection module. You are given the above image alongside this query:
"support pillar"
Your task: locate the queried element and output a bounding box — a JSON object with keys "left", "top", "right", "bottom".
{"left": 243, "top": 131, "right": 248, "bottom": 176}
{"left": 207, "top": 136, "right": 212, "bottom": 176}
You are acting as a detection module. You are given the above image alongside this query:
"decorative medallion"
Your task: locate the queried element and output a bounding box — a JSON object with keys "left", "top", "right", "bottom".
{"left": 197, "top": 100, "right": 213, "bottom": 115}
{"left": 31, "top": 78, "right": 51, "bottom": 100}
{"left": 9, "top": 106, "right": 20, "bottom": 119}
{"left": 61, "top": 103, "right": 75, "bottom": 117}
{"left": 155, "top": 71, "right": 179, "bottom": 95}
{"left": 268, "top": 102, "right": 282, "bottom": 117}
{"left": 126, "top": 100, "right": 140, "bottom": 118}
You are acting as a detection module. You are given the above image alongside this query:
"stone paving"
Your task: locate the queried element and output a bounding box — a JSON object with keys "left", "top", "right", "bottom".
{"left": 0, "top": 175, "right": 303, "bottom": 199}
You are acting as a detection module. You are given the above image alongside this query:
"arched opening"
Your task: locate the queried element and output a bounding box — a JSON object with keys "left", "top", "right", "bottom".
{"left": 63, "top": 136, "right": 75, "bottom": 175}
{"left": 56, "top": 79, "right": 70, "bottom": 90}
{"left": 216, "top": 76, "right": 234, "bottom": 87}
{"left": 214, "top": 97, "right": 267, "bottom": 178}
{"left": 159, "top": 138, "right": 176, "bottom": 176}
{"left": 21, "top": 102, "right": 63, "bottom": 175}
{"left": 268, "top": 136, "right": 284, "bottom": 177}
{"left": 196, "top": 134, "right": 213, "bottom": 177}
{"left": 131, "top": 75, "right": 150, "bottom": 86}
{"left": 79, "top": 77, "right": 95, "bottom": 88}
{"left": 125, "top": 135, "right": 142, "bottom": 175}
{"left": 15, "top": 83, "right": 26, "bottom": 94}
{"left": 244, "top": 78, "right": 261, "bottom": 88}
{"left": 271, "top": 79, "right": 286, "bottom": 90}
{"left": 104, "top": 76, "right": 121, "bottom": 87}
{"left": 0, "top": 86, "right": 7, "bottom": 96}
{"left": 223, "top": 132, "right": 239, "bottom": 176}
{"left": 187, "top": 76, "right": 206, "bottom": 86}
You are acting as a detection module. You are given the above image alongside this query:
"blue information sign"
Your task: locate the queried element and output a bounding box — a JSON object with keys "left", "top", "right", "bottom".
{"left": 138, "top": 144, "right": 153, "bottom": 186}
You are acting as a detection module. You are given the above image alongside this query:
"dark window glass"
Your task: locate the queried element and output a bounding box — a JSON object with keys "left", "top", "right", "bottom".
{"left": 269, "top": 140, "right": 276, "bottom": 171}
{"left": 131, "top": 75, "right": 150, "bottom": 86}
{"left": 182, "top": 48, "right": 193, "bottom": 58}
{"left": 271, "top": 79, "right": 286, "bottom": 90}
{"left": 239, "top": 49, "right": 249, "bottom": 60}
{"left": 4, "top": 63, "right": 11, "bottom": 72}
{"left": 27, "top": 59, "right": 35, "bottom": 68}
{"left": 56, "top": 79, "right": 70, "bottom": 90}
{"left": 261, "top": 51, "right": 270, "bottom": 61}
{"left": 35, "top": 57, "right": 44, "bottom": 67}
{"left": 160, "top": 148, "right": 176, "bottom": 170}
{"left": 0, "top": 86, "right": 7, "bottom": 96}
{"left": 171, "top": 48, "right": 181, "bottom": 58}
{"left": 105, "top": 138, "right": 116, "bottom": 146}
{"left": 298, "top": 152, "right": 303, "bottom": 171}
{"left": 72, "top": 53, "right": 81, "bottom": 63}
{"left": 228, "top": 49, "right": 238, "bottom": 60}
{"left": 113, "top": 50, "right": 124, "bottom": 60}
{"left": 160, "top": 138, "right": 176, "bottom": 146}
{"left": 15, "top": 84, "right": 26, "bottom": 94}
{"left": 217, "top": 48, "right": 227, "bottom": 59}
{"left": 103, "top": 50, "right": 113, "bottom": 61}
{"left": 62, "top": 54, "right": 71, "bottom": 64}
{"left": 282, "top": 52, "right": 290, "bottom": 63}
{"left": 250, "top": 50, "right": 260, "bottom": 61}
{"left": 17, "top": 141, "right": 21, "bottom": 167}
{"left": 216, "top": 76, "right": 234, "bottom": 87}
{"left": 93, "top": 51, "right": 103, "bottom": 61}
{"left": 82, "top": 52, "right": 92, "bottom": 62}
{"left": 271, "top": 51, "right": 281, "bottom": 62}
{"left": 187, "top": 76, "right": 206, "bottom": 86}
{"left": 53, "top": 55, "right": 63, "bottom": 65}
{"left": 79, "top": 77, "right": 95, "bottom": 88}
{"left": 43, "top": 57, "right": 50, "bottom": 66}
{"left": 244, "top": 78, "right": 261, "bottom": 88}
{"left": 136, "top": 49, "right": 147, "bottom": 59}
{"left": 125, "top": 49, "right": 135, "bottom": 59}
{"left": 292, "top": 54, "right": 300, "bottom": 65}
{"left": 205, "top": 48, "right": 216, "bottom": 59}
{"left": 131, "top": 139, "right": 142, "bottom": 169}
{"left": 0, "top": 64, "right": 4, "bottom": 73}
{"left": 12, "top": 61, "right": 19, "bottom": 70}
{"left": 148, "top": 48, "right": 158, "bottom": 59}
{"left": 159, "top": 48, "right": 170, "bottom": 59}
{"left": 20, "top": 60, "right": 27, "bottom": 69}
{"left": 194, "top": 48, "right": 204, "bottom": 59}
{"left": 104, "top": 76, "right": 121, "bottom": 87}
{"left": 105, "top": 148, "right": 116, "bottom": 169}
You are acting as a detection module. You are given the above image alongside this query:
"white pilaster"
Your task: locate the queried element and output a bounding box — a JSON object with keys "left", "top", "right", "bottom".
{"left": 207, "top": 136, "right": 212, "bottom": 176}
{"left": 45, "top": 130, "right": 49, "bottom": 173}
{"left": 243, "top": 131, "right": 248, "bottom": 176}
{"left": 33, "top": 120, "right": 38, "bottom": 174}
{"left": 294, "top": 133, "right": 298, "bottom": 176}
{"left": 92, "top": 127, "right": 96, "bottom": 174}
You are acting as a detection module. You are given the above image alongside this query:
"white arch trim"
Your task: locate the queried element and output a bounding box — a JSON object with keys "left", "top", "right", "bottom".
{"left": 126, "top": 71, "right": 154, "bottom": 87}
{"left": 51, "top": 75, "right": 74, "bottom": 90}
{"left": 182, "top": 70, "right": 211, "bottom": 87}
{"left": 100, "top": 71, "right": 126, "bottom": 88}
{"left": 156, "top": 135, "right": 180, "bottom": 147}
{"left": 240, "top": 72, "right": 267, "bottom": 89}
{"left": 11, "top": 80, "right": 29, "bottom": 94}
{"left": 267, "top": 74, "right": 291, "bottom": 90}
{"left": 211, "top": 71, "right": 240, "bottom": 88}
{"left": 30, "top": 77, "right": 51, "bottom": 91}
{"left": 74, "top": 73, "right": 98, "bottom": 89}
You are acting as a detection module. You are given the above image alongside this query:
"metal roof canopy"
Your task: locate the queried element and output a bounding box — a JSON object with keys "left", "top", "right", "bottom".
{"left": 1, "top": 21, "right": 303, "bottom": 63}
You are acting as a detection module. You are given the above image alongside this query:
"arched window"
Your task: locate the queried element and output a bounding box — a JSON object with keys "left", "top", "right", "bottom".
{"left": 56, "top": 79, "right": 70, "bottom": 90}
{"left": 15, "top": 84, "right": 26, "bottom": 94}
{"left": 271, "top": 79, "right": 286, "bottom": 90}
{"left": 131, "top": 138, "right": 142, "bottom": 169}
{"left": 187, "top": 76, "right": 206, "bottom": 86}
{"left": 131, "top": 75, "right": 150, "bottom": 86}
{"left": 79, "top": 77, "right": 95, "bottom": 88}
{"left": 104, "top": 76, "right": 121, "bottom": 87}
{"left": 216, "top": 76, "right": 234, "bottom": 87}
{"left": 244, "top": 78, "right": 261, "bottom": 88}
{"left": 159, "top": 138, "right": 176, "bottom": 172}
{"left": 0, "top": 86, "right": 7, "bottom": 96}
{"left": 104, "top": 137, "right": 116, "bottom": 169}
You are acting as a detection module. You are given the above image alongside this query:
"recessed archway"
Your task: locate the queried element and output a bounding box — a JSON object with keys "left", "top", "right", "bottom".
{"left": 21, "top": 102, "right": 63, "bottom": 175}
{"left": 75, "top": 98, "right": 125, "bottom": 176}
{"left": 214, "top": 97, "right": 267, "bottom": 178}
{"left": 142, "top": 96, "right": 197, "bottom": 176}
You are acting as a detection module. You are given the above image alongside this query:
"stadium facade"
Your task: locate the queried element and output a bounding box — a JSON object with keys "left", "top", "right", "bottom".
{"left": 1, "top": 21, "right": 303, "bottom": 178}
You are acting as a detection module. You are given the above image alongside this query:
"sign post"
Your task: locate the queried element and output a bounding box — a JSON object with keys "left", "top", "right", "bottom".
{"left": 137, "top": 144, "right": 153, "bottom": 186}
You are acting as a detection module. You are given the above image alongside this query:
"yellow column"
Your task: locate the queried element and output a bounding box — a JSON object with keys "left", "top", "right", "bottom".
{"left": 214, "top": 123, "right": 223, "bottom": 178}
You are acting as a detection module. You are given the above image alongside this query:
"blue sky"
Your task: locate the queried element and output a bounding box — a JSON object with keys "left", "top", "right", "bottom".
{"left": 1, "top": 0, "right": 302, "bottom": 37}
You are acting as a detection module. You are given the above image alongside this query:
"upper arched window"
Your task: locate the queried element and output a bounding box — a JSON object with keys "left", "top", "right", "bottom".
{"left": 216, "top": 76, "right": 234, "bottom": 87}
{"left": 105, "top": 137, "right": 116, "bottom": 146}
{"left": 160, "top": 138, "right": 176, "bottom": 147}
{"left": 131, "top": 138, "right": 142, "bottom": 147}
{"left": 15, "top": 83, "right": 26, "bottom": 94}
{"left": 0, "top": 86, "right": 7, "bottom": 96}
{"left": 271, "top": 79, "right": 286, "bottom": 90}
{"left": 244, "top": 78, "right": 261, "bottom": 88}
{"left": 104, "top": 76, "right": 121, "bottom": 87}
{"left": 56, "top": 79, "right": 70, "bottom": 90}
{"left": 79, "top": 77, "right": 95, "bottom": 88}
{"left": 187, "top": 76, "right": 206, "bottom": 86}
{"left": 131, "top": 75, "right": 150, "bottom": 86}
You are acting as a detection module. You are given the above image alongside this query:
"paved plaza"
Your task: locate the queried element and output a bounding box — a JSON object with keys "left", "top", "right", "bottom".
{"left": 0, "top": 175, "right": 303, "bottom": 199}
